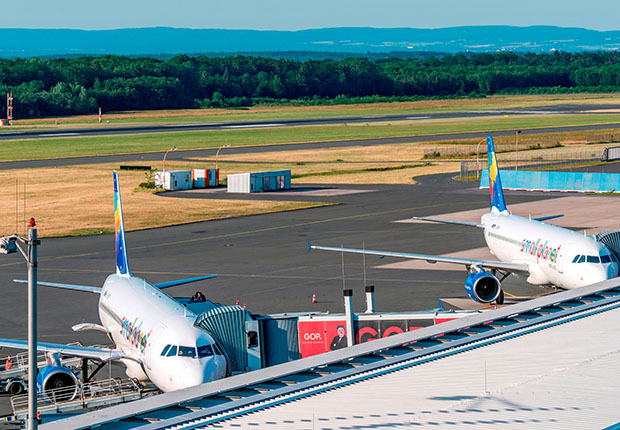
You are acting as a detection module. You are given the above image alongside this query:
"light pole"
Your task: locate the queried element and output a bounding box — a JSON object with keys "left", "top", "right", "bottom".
{"left": 162, "top": 146, "right": 177, "bottom": 172}
{"left": 1, "top": 218, "right": 40, "bottom": 430}
{"left": 515, "top": 130, "right": 521, "bottom": 171}
{"left": 215, "top": 144, "right": 231, "bottom": 172}
{"left": 475, "top": 138, "right": 485, "bottom": 179}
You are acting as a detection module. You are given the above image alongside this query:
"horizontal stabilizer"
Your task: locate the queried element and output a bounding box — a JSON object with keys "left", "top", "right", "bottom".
{"left": 533, "top": 214, "right": 564, "bottom": 222}
{"left": 412, "top": 216, "right": 483, "bottom": 228}
{"left": 0, "top": 339, "right": 127, "bottom": 362}
{"left": 14, "top": 279, "right": 101, "bottom": 294}
{"left": 155, "top": 275, "right": 217, "bottom": 289}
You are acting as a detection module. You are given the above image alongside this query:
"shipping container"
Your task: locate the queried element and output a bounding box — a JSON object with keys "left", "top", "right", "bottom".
{"left": 192, "top": 169, "right": 219, "bottom": 188}
{"left": 154, "top": 170, "right": 192, "bottom": 190}
{"left": 227, "top": 170, "right": 291, "bottom": 193}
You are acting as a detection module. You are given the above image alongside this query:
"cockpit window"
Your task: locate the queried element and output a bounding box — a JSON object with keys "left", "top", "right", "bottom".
{"left": 161, "top": 345, "right": 171, "bottom": 356}
{"left": 166, "top": 345, "right": 177, "bottom": 357}
{"left": 587, "top": 255, "right": 600, "bottom": 263}
{"left": 577, "top": 255, "right": 585, "bottom": 263}
{"left": 178, "top": 346, "right": 196, "bottom": 358}
{"left": 601, "top": 254, "right": 612, "bottom": 263}
{"left": 572, "top": 255, "right": 580, "bottom": 263}
{"left": 197, "top": 345, "right": 214, "bottom": 358}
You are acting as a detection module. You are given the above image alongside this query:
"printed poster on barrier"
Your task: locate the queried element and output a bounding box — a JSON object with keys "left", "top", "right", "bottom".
{"left": 298, "top": 320, "right": 348, "bottom": 358}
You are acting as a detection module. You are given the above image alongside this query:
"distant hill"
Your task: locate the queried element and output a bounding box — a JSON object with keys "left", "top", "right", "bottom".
{"left": 2, "top": 26, "right": 620, "bottom": 58}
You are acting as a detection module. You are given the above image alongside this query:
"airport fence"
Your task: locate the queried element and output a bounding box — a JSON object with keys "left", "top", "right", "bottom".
{"left": 459, "top": 150, "right": 604, "bottom": 180}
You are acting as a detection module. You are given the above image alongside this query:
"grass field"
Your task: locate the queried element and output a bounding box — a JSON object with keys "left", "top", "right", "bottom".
{"left": 4, "top": 93, "right": 620, "bottom": 130}
{"left": 0, "top": 166, "right": 330, "bottom": 238}
{"left": 4, "top": 113, "right": 620, "bottom": 163}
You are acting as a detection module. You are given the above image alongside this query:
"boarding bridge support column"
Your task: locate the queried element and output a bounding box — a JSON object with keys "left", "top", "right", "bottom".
{"left": 343, "top": 289, "right": 354, "bottom": 347}
{"left": 365, "top": 286, "right": 375, "bottom": 314}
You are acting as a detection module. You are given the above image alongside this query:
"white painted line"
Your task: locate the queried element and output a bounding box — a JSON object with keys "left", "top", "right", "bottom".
{"left": 38, "top": 133, "right": 79, "bottom": 137}
{"left": 406, "top": 116, "right": 431, "bottom": 120}
{"left": 163, "top": 123, "right": 222, "bottom": 127}
{"left": 224, "top": 123, "right": 283, "bottom": 129}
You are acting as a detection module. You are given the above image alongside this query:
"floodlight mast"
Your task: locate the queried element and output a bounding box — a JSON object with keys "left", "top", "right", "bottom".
{"left": 1, "top": 218, "right": 40, "bottom": 429}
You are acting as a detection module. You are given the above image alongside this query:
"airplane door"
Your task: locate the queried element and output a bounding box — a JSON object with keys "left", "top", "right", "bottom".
{"left": 557, "top": 243, "right": 572, "bottom": 274}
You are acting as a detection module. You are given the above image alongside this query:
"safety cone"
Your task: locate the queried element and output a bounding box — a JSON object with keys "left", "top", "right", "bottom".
{"left": 312, "top": 293, "right": 317, "bottom": 304}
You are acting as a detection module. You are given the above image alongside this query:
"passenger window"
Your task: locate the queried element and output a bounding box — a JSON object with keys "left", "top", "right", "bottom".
{"left": 587, "top": 255, "right": 600, "bottom": 263}
{"left": 178, "top": 346, "right": 196, "bottom": 358}
{"left": 601, "top": 255, "right": 612, "bottom": 263}
{"left": 572, "top": 255, "right": 580, "bottom": 263}
{"left": 197, "top": 345, "right": 214, "bottom": 358}
{"left": 578, "top": 255, "right": 585, "bottom": 263}
{"left": 166, "top": 345, "right": 177, "bottom": 357}
{"left": 161, "top": 345, "right": 171, "bottom": 356}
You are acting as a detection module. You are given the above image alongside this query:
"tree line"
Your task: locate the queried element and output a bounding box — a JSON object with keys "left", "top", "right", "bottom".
{"left": 2, "top": 51, "right": 620, "bottom": 118}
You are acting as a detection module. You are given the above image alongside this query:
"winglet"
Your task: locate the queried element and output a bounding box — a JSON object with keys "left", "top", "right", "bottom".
{"left": 487, "top": 136, "right": 508, "bottom": 213}
{"left": 113, "top": 171, "right": 131, "bottom": 277}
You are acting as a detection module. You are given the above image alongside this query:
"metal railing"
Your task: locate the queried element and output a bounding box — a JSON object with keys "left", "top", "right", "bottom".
{"left": 11, "top": 378, "right": 144, "bottom": 420}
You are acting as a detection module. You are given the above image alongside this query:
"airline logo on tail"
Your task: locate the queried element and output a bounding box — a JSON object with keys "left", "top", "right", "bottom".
{"left": 487, "top": 136, "right": 507, "bottom": 213}
{"left": 113, "top": 171, "right": 130, "bottom": 276}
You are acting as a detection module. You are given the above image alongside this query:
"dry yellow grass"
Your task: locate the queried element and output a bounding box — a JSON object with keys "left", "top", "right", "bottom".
{"left": 0, "top": 165, "right": 327, "bottom": 238}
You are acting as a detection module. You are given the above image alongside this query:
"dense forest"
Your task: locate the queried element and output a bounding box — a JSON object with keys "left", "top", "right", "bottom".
{"left": 2, "top": 51, "right": 620, "bottom": 118}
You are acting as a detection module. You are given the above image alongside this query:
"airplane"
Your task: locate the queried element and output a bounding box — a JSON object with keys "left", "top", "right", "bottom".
{"left": 0, "top": 171, "right": 227, "bottom": 395}
{"left": 310, "top": 136, "right": 619, "bottom": 305}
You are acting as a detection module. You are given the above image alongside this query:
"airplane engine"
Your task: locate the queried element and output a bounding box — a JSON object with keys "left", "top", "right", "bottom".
{"left": 36, "top": 364, "right": 79, "bottom": 402}
{"left": 465, "top": 271, "right": 501, "bottom": 303}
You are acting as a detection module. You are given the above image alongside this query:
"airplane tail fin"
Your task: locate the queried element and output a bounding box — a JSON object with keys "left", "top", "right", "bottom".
{"left": 487, "top": 136, "right": 508, "bottom": 213}
{"left": 113, "top": 171, "right": 131, "bottom": 277}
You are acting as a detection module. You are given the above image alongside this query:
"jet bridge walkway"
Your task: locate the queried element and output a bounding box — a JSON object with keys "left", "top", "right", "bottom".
{"left": 43, "top": 278, "right": 620, "bottom": 430}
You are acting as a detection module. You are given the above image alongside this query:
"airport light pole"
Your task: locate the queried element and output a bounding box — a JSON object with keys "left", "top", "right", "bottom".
{"left": 515, "top": 130, "right": 521, "bottom": 171}
{"left": 162, "top": 146, "right": 177, "bottom": 172}
{"left": 215, "top": 144, "right": 230, "bottom": 172}
{"left": 1, "top": 218, "right": 40, "bottom": 429}
{"left": 476, "top": 138, "right": 485, "bottom": 179}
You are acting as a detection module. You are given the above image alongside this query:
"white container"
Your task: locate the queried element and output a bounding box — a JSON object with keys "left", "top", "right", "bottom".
{"left": 155, "top": 170, "right": 192, "bottom": 190}
{"left": 227, "top": 170, "right": 291, "bottom": 193}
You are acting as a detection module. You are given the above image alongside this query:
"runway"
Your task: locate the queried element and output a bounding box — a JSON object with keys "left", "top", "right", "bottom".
{"left": 0, "top": 102, "right": 610, "bottom": 142}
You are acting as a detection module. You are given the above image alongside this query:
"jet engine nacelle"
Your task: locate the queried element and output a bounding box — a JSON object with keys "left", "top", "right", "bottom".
{"left": 464, "top": 271, "right": 501, "bottom": 303}
{"left": 36, "top": 365, "right": 79, "bottom": 402}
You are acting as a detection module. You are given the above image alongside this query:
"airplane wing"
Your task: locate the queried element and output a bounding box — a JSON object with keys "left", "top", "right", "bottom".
{"left": 309, "top": 244, "right": 530, "bottom": 273}
{"left": 412, "top": 216, "right": 484, "bottom": 228}
{"left": 155, "top": 274, "right": 217, "bottom": 289}
{"left": 0, "top": 339, "right": 128, "bottom": 362}
{"left": 14, "top": 279, "right": 101, "bottom": 294}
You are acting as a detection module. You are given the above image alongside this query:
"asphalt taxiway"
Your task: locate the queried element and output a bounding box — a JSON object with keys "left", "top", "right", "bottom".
{"left": 0, "top": 170, "right": 613, "bottom": 418}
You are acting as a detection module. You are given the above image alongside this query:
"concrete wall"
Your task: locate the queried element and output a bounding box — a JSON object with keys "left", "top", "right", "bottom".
{"left": 479, "top": 169, "right": 620, "bottom": 193}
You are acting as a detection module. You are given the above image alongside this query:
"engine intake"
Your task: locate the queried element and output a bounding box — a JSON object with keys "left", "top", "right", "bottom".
{"left": 465, "top": 271, "right": 501, "bottom": 303}
{"left": 37, "top": 365, "right": 79, "bottom": 402}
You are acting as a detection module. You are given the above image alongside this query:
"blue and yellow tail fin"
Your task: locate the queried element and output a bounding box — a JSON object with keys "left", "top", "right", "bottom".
{"left": 487, "top": 136, "right": 508, "bottom": 213}
{"left": 113, "top": 171, "right": 131, "bottom": 277}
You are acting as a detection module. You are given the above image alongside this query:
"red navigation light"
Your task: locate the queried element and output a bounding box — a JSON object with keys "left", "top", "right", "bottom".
{"left": 29, "top": 218, "right": 36, "bottom": 228}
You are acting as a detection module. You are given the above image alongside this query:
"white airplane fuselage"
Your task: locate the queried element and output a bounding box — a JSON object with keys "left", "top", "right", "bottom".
{"left": 482, "top": 211, "right": 619, "bottom": 289}
{"left": 97, "top": 274, "right": 226, "bottom": 392}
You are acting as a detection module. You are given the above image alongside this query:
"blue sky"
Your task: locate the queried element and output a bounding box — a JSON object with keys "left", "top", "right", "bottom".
{"left": 4, "top": 0, "right": 619, "bottom": 31}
